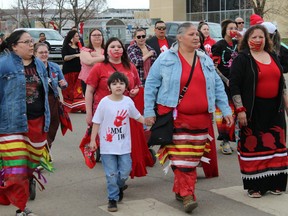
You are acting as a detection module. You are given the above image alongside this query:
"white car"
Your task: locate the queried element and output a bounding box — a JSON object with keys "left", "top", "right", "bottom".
{"left": 14, "top": 28, "right": 64, "bottom": 63}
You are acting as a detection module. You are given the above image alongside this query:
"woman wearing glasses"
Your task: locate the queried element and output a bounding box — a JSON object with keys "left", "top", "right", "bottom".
{"left": 127, "top": 28, "right": 157, "bottom": 85}
{"left": 79, "top": 28, "right": 105, "bottom": 95}
{"left": 34, "top": 43, "right": 67, "bottom": 154}
{"left": 0, "top": 30, "right": 50, "bottom": 216}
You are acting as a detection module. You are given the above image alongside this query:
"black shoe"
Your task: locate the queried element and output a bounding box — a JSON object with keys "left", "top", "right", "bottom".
{"left": 108, "top": 200, "right": 117, "bottom": 212}
{"left": 175, "top": 193, "right": 183, "bottom": 201}
{"left": 119, "top": 188, "right": 124, "bottom": 202}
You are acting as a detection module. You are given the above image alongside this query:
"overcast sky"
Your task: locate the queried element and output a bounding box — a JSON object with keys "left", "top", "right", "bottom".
{"left": 0, "top": 0, "right": 149, "bottom": 9}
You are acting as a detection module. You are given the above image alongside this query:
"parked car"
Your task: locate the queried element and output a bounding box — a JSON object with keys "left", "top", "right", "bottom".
{"left": 165, "top": 21, "right": 222, "bottom": 41}
{"left": 14, "top": 28, "right": 64, "bottom": 64}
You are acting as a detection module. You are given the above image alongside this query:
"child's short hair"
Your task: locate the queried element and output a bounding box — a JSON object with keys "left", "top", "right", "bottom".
{"left": 107, "top": 72, "right": 129, "bottom": 88}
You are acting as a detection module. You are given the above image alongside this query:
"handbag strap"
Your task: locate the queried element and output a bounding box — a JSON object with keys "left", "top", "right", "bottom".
{"left": 178, "top": 52, "right": 197, "bottom": 104}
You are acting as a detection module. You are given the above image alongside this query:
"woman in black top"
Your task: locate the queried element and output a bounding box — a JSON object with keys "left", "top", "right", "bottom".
{"left": 61, "top": 30, "right": 86, "bottom": 113}
{"left": 211, "top": 19, "right": 240, "bottom": 155}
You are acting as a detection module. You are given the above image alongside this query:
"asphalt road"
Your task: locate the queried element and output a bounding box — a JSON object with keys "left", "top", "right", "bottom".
{"left": 1, "top": 111, "right": 287, "bottom": 216}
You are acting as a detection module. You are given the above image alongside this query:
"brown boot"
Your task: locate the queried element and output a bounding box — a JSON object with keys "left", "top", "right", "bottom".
{"left": 183, "top": 195, "right": 198, "bottom": 213}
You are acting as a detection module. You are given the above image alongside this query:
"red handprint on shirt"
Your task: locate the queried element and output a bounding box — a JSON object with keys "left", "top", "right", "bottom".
{"left": 104, "top": 127, "right": 113, "bottom": 142}
{"left": 114, "top": 109, "right": 128, "bottom": 127}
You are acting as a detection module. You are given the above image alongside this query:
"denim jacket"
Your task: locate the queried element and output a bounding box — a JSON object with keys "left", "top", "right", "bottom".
{"left": 0, "top": 51, "right": 50, "bottom": 133}
{"left": 144, "top": 42, "right": 232, "bottom": 118}
{"left": 47, "top": 61, "right": 67, "bottom": 97}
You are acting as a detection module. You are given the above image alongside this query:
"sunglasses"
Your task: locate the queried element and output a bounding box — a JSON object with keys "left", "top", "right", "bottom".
{"left": 156, "top": 26, "right": 166, "bottom": 30}
{"left": 136, "top": 35, "right": 146, "bottom": 39}
{"left": 237, "top": 22, "right": 244, "bottom": 24}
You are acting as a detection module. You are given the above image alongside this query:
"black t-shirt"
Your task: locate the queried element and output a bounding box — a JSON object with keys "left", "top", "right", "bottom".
{"left": 211, "top": 39, "right": 238, "bottom": 78}
{"left": 25, "top": 61, "right": 45, "bottom": 119}
{"left": 62, "top": 44, "right": 81, "bottom": 74}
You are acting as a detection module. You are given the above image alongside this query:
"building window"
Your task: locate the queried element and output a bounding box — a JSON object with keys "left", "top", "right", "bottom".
{"left": 208, "top": 0, "right": 220, "bottom": 11}
{"left": 187, "top": 0, "right": 207, "bottom": 13}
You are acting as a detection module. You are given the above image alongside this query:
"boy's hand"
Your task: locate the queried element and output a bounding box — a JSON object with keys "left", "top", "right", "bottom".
{"left": 89, "top": 141, "right": 97, "bottom": 152}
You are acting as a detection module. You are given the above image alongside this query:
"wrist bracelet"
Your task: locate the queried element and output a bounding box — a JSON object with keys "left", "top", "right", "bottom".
{"left": 236, "top": 107, "right": 246, "bottom": 114}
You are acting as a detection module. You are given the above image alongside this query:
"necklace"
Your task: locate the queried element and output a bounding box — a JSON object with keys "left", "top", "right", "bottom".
{"left": 221, "top": 42, "right": 238, "bottom": 66}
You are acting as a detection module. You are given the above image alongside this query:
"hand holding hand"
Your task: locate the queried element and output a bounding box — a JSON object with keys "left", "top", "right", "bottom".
{"left": 145, "top": 117, "right": 156, "bottom": 127}
{"left": 224, "top": 115, "right": 234, "bottom": 127}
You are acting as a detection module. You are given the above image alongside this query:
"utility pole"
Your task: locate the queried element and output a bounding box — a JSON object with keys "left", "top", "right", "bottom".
{"left": 17, "top": 0, "right": 20, "bottom": 28}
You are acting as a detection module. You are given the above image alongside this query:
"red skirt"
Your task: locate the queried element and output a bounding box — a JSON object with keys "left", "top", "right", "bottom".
{"left": 62, "top": 72, "right": 86, "bottom": 113}
{"left": 130, "top": 87, "right": 154, "bottom": 178}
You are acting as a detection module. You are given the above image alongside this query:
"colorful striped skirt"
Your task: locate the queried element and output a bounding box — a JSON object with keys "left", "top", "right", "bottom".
{"left": 157, "top": 112, "right": 212, "bottom": 168}
{"left": 0, "top": 116, "right": 48, "bottom": 211}
{"left": 157, "top": 112, "right": 212, "bottom": 199}
{"left": 215, "top": 101, "right": 236, "bottom": 141}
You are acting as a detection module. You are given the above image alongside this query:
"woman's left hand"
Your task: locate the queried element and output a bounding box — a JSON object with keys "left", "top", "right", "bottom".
{"left": 59, "top": 79, "right": 67, "bottom": 87}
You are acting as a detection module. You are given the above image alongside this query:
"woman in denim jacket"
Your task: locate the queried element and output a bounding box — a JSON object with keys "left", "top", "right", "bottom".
{"left": 34, "top": 43, "right": 67, "bottom": 155}
{"left": 0, "top": 30, "right": 50, "bottom": 216}
{"left": 144, "top": 23, "right": 233, "bottom": 213}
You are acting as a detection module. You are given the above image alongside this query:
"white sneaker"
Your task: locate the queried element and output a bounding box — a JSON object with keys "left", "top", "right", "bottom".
{"left": 220, "top": 141, "right": 233, "bottom": 155}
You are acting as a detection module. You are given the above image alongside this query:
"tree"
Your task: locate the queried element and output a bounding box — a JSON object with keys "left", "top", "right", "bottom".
{"left": 66, "top": 0, "right": 107, "bottom": 30}
{"left": 31, "top": 0, "right": 53, "bottom": 28}
{"left": 51, "top": 0, "right": 71, "bottom": 33}
{"left": 19, "top": 0, "right": 34, "bottom": 28}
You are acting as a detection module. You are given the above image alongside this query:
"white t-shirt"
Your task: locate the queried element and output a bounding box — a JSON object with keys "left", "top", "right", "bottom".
{"left": 92, "top": 96, "right": 141, "bottom": 155}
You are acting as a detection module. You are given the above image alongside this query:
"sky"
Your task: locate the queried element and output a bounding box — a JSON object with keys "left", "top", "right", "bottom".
{"left": 0, "top": 0, "right": 149, "bottom": 9}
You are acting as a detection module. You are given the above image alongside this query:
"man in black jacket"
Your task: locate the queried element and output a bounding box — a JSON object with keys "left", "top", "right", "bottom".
{"left": 146, "top": 20, "right": 175, "bottom": 57}
{"left": 39, "top": 32, "right": 51, "bottom": 51}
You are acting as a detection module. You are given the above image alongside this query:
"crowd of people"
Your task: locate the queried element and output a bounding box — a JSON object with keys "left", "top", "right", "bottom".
{"left": 0, "top": 15, "right": 287, "bottom": 215}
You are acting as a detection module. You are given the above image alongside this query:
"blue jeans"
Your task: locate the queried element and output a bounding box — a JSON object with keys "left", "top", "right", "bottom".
{"left": 101, "top": 153, "right": 132, "bottom": 201}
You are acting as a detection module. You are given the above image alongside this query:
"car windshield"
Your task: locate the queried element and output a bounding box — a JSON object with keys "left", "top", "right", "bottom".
{"left": 28, "top": 30, "right": 63, "bottom": 41}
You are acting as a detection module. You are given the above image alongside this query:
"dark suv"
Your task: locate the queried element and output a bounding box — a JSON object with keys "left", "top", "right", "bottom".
{"left": 165, "top": 21, "right": 222, "bottom": 41}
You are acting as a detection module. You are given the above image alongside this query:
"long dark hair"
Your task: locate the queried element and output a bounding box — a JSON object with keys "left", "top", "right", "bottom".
{"left": 239, "top": 24, "right": 273, "bottom": 53}
{"left": 87, "top": 28, "right": 105, "bottom": 50}
{"left": 63, "top": 30, "right": 78, "bottom": 48}
{"left": 221, "top": 19, "right": 237, "bottom": 38}
{"left": 0, "top": 30, "right": 27, "bottom": 52}
{"left": 198, "top": 30, "right": 206, "bottom": 53}
{"left": 104, "top": 37, "right": 131, "bottom": 69}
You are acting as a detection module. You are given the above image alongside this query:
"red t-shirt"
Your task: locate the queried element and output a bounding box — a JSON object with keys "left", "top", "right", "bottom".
{"left": 177, "top": 52, "right": 208, "bottom": 114}
{"left": 86, "top": 62, "right": 140, "bottom": 112}
{"left": 255, "top": 57, "right": 280, "bottom": 98}
{"left": 158, "top": 38, "right": 169, "bottom": 53}
{"left": 204, "top": 36, "right": 216, "bottom": 57}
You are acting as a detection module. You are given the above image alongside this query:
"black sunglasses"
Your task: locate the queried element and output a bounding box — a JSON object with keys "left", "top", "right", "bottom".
{"left": 237, "top": 22, "right": 244, "bottom": 24}
{"left": 156, "top": 26, "right": 166, "bottom": 30}
{"left": 136, "top": 35, "right": 146, "bottom": 39}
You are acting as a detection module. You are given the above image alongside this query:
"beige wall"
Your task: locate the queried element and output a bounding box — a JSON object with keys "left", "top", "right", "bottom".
{"left": 149, "top": 0, "right": 288, "bottom": 38}
{"left": 149, "top": 0, "right": 186, "bottom": 21}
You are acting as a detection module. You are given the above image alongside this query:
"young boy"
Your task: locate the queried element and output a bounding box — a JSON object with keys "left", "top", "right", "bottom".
{"left": 89, "top": 72, "right": 144, "bottom": 212}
